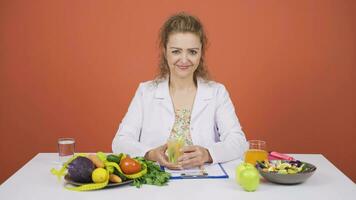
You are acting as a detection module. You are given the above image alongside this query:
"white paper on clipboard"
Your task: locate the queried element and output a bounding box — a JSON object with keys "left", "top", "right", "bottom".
{"left": 163, "top": 163, "right": 228, "bottom": 179}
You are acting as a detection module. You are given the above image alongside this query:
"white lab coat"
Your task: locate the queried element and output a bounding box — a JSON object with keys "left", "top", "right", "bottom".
{"left": 112, "top": 78, "right": 248, "bottom": 163}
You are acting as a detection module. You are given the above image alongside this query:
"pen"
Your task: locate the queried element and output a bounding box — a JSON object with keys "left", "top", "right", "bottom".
{"left": 269, "top": 151, "right": 295, "bottom": 161}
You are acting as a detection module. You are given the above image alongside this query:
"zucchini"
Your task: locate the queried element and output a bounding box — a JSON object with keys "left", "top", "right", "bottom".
{"left": 107, "top": 154, "right": 121, "bottom": 164}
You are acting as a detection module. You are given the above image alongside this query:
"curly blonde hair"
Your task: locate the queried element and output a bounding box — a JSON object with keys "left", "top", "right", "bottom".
{"left": 156, "top": 12, "right": 210, "bottom": 82}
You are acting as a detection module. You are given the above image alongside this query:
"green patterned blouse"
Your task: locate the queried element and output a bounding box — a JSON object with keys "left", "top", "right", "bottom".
{"left": 169, "top": 109, "right": 193, "bottom": 145}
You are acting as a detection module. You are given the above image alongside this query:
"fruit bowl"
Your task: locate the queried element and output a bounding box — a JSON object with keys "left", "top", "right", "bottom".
{"left": 256, "top": 160, "right": 317, "bottom": 185}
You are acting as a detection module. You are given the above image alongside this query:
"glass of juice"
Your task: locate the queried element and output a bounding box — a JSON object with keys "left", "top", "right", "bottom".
{"left": 167, "top": 138, "right": 184, "bottom": 164}
{"left": 244, "top": 140, "right": 268, "bottom": 165}
{"left": 58, "top": 138, "right": 75, "bottom": 164}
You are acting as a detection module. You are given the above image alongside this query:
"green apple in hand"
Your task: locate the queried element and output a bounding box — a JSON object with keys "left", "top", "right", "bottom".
{"left": 236, "top": 162, "right": 260, "bottom": 192}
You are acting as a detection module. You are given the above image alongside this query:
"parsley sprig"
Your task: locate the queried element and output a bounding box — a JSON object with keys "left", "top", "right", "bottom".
{"left": 132, "top": 157, "right": 171, "bottom": 188}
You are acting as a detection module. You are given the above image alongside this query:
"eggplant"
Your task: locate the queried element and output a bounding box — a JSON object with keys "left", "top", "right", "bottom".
{"left": 67, "top": 156, "right": 96, "bottom": 183}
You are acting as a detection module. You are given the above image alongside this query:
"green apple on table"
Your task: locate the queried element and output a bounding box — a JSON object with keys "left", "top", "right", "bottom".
{"left": 235, "top": 162, "right": 260, "bottom": 192}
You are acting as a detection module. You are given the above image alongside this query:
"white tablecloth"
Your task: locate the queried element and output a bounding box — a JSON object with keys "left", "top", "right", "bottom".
{"left": 0, "top": 153, "right": 355, "bottom": 200}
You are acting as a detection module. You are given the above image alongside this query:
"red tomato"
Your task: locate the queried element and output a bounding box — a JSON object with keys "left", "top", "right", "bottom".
{"left": 120, "top": 157, "right": 141, "bottom": 174}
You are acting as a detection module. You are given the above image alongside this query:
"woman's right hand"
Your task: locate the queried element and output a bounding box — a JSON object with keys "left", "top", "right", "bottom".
{"left": 144, "top": 144, "right": 182, "bottom": 170}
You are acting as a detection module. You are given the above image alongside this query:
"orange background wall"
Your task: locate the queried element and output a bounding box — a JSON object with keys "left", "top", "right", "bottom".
{"left": 1, "top": 0, "right": 355, "bottom": 184}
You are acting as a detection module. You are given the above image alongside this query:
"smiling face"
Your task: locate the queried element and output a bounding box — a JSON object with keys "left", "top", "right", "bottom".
{"left": 165, "top": 32, "right": 202, "bottom": 80}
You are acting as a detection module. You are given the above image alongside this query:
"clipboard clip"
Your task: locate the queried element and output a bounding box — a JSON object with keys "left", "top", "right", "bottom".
{"left": 180, "top": 171, "right": 208, "bottom": 178}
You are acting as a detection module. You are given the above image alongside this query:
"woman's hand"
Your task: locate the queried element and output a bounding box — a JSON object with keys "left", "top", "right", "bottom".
{"left": 178, "top": 145, "right": 213, "bottom": 169}
{"left": 144, "top": 144, "right": 182, "bottom": 170}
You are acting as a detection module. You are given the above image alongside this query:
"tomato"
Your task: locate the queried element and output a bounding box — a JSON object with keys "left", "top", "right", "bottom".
{"left": 119, "top": 157, "right": 142, "bottom": 174}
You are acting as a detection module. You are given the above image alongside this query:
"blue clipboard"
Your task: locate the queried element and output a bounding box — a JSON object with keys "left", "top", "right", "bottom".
{"left": 162, "top": 163, "right": 229, "bottom": 179}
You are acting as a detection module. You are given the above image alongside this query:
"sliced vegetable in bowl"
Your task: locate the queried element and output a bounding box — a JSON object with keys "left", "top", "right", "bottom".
{"left": 257, "top": 160, "right": 315, "bottom": 174}
{"left": 256, "top": 160, "right": 317, "bottom": 185}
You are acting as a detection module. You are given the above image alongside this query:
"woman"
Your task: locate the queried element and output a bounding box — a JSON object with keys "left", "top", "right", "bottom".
{"left": 112, "top": 13, "right": 247, "bottom": 169}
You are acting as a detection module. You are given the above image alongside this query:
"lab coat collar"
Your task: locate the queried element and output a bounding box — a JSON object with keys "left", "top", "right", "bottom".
{"left": 153, "top": 78, "right": 173, "bottom": 115}
{"left": 154, "top": 78, "right": 213, "bottom": 100}
{"left": 154, "top": 78, "right": 213, "bottom": 120}
{"left": 154, "top": 78, "right": 170, "bottom": 100}
{"left": 192, "top": 78, "right": 213, "bottom": 121}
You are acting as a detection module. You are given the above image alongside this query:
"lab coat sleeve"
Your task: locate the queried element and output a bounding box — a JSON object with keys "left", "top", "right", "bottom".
{"left": 112, "top": 83, "right": 151, "bottom": 157}
{"left": 207, "top": 85, "right": 248, "bottom": 163}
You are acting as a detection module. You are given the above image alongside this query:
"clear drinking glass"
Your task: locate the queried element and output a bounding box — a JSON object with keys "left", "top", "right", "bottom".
{"left": 58, "top": 138, "right": 75, "bottom": 164}
{"left": 244, "top": 140, "right": 268, "bottom": 165}
{"left": 167, "top": 138, "right": 184, "bottom": 164}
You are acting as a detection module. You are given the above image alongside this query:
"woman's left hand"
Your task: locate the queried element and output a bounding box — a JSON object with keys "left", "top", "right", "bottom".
{"left": 178, "top": 145, "right": 213, "bottom": 169}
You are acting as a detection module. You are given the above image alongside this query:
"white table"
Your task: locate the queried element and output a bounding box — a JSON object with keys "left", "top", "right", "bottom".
{"left": 0, "top": 153, "right": 355, "bottom": 200}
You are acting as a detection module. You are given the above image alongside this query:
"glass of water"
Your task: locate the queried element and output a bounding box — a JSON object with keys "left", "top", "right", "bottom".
{"left": 58, "top": 138, "right": 75, "bottom": 164}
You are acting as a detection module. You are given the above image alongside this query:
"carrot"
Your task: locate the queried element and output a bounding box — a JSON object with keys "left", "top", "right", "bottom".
{"left": 88, "top": 154, "right": 105, "bottom": 168}
{"left": 109, "top": 174, "right": 122, "bottom": 183}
